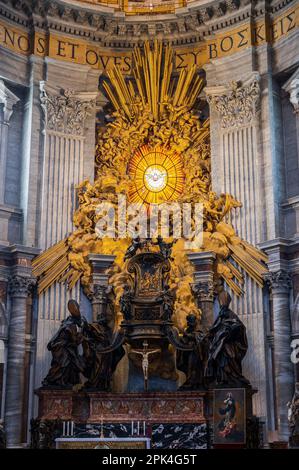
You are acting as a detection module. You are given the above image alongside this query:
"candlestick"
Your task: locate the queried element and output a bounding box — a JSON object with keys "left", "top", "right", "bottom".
{"left": 100, "top": 415, "right": 104, "bottom": 439}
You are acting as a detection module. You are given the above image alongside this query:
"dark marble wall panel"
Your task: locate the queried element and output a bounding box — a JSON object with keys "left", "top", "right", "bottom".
{"left": 152, "top": 423, "right": 208, "bottom": 449}
{"left": 58, "top": 422, "right": 208, "bottom": 449}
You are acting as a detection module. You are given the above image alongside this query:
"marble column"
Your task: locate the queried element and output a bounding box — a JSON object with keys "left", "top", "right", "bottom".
{"left": 0, "top": 80, "right": 19, "bottom": 205}
{"left": 265, "top": 270, "right": 293, "bottom": 441}
{"left": 187, "top": 251, "right": 215, "bottom": 332}
{"left": 88, "top": 254, "right": 116, "bottom": 322}
{"left": 5, "top": 273, "right": 35, "bottom": 447}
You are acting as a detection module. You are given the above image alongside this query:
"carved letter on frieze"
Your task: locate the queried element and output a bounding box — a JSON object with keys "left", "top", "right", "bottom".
{"left": 207, "top": 76, "right": 260, "bottom": 129}
{"left": 40, "top": 84, "right": 96, "bottom": 136}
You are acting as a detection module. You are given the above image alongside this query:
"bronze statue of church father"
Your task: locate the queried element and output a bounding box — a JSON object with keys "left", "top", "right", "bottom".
{"left": 34, "top": 238, "right": 258, "bottom": 449}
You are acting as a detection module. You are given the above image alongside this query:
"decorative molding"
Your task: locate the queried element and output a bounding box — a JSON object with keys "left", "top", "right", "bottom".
{"left": 8, "top": 275, "right": 36, "bottom": 296}
{"left": 39, "top": 83, "right": 96, "bottom": 136}
{"left": 206, "top": 75, "right": 260, "bottom": 129}
{"left": 289, "top": 80, "right": 299, "bottom": 114}
{"left": 0, "top": 80, "right": 20, "bottom": 124}
{"left": 264, "top": 270, "right": 292, "bottom": 292}
{"left": 283, "top": 68, "right": 299, "bottom": 115}
{"left": 36, "top": 389, "right": 206, "bottom": 423}
{"left": 191, "top": 280, "right": 215, "bottom": 302}
{"left": 0, "top": 0, "right": 295, "bottom": 45}
{"left": 89, "top": 284, "right": 112, "bottom": 303}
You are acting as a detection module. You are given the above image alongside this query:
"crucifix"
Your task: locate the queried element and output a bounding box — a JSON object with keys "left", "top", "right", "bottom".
{"left": 131, "top": 340, "right": 161, "bottom": 391}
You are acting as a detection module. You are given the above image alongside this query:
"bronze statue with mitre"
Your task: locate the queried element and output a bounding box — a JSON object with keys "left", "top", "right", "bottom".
{"left": 42, "top": 300, "right": 86, "bottom": 387}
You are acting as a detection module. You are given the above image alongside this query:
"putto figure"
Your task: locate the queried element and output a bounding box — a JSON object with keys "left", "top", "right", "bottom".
{"left": 120, "top": 285, "right": 134, "bottom": 321}
{"left": 42, "top": 300, "right": 86, "bottom": 387}
{"left": 205, "top": 291, "right": 250, "bottom": 387}
{"left": 124, "top": 236, "right": 144, "bottom": 259}
{"left": 155, "top": 235, "right": 174, "bottom": 260}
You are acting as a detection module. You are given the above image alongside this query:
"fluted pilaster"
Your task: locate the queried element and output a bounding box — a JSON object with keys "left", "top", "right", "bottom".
{"left": 205, "top": 73, "right": 267, "bottom": 421}
{"left": 35, "top": 84, "right": 98, "bottom": 389}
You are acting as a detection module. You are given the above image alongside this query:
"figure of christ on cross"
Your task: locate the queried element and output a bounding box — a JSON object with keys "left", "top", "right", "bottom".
{"left": 131, "top": 341, "right": 161, "bottom": 391}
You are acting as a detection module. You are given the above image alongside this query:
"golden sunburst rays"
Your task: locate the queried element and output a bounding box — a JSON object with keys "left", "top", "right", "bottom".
{"left": 102, "top": 40, "right": 204, "bottom": 122}
{"left": 31, "top": 239, "right": 71, "bottom": 294}
{"left": 128, "top": 144, "right": 185, "bottom": 205}
{"left": 215, "top": 236, "right": 268, "bottom": 296}
{"left": 228, "top": 240, "right": 268, "bottom": 288}
{"left": 32, "top": 40, "right": 269, "bottom": 303}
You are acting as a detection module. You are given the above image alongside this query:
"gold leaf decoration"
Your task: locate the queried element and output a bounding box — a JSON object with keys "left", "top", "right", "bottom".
{"left": 32, "top": 41, "right": 268, "bottom": 328}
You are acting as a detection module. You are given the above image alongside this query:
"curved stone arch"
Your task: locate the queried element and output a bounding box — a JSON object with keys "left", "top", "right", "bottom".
{"left": 291, "top": 294, "right": 299, "bottom": 335}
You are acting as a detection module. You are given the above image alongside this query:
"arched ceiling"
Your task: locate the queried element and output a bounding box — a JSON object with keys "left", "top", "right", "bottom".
{"left": 64, "top": 0, "right": 211, "bottom": 17}
{"left": 0, "top": 0, "right": 295, "bottom": 49}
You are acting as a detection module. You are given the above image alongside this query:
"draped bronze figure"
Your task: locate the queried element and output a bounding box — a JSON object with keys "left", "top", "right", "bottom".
{"left": 83, "top": 316, "right": 125, "bottom": 391}
{"left": 205, "top": 291, "right": 250, "bottom": 387}
{"left": 42, "top": 300, "right": 86, "bottom": 387}
{"left": 177, "top": 313, "right": 207, "bottom": 390}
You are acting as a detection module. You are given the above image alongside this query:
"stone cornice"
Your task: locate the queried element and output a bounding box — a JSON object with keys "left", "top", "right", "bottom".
{"left": 270, "top": 0, "right": 295, "bottom": 13}
{"left": 0, "top": 0, "right": 296, "bottom": 46}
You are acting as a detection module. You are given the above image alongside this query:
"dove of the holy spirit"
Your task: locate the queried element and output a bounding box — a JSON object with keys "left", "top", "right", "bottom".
{"left": 144, "top": 165, "right": 167, "bottom": 192}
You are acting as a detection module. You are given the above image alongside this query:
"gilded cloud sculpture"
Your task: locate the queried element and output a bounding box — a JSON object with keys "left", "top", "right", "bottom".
{"left": 32, "top": 41, "right": 268, "bottom": 328}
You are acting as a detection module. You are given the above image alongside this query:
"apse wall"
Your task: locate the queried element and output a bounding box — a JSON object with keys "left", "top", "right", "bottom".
{"left": 0, "top": 0, "right": 298, "bottom": 446}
